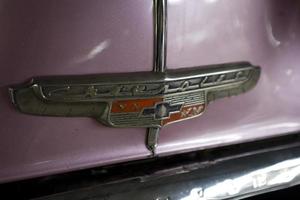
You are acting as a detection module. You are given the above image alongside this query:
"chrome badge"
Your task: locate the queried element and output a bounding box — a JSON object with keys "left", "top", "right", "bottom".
{"left": 9, "top": 0, "right": 261, "bottom": 154}
{"left": 10, "top": 62, "right": 260, "bottom": 128}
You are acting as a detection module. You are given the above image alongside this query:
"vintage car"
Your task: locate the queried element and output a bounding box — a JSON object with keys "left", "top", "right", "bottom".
{"left": 1, "top": 0, "right": 300, "bottom": 199}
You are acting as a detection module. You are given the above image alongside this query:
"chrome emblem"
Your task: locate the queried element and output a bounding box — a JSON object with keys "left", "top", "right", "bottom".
{"left": 9, "top": 0, "right": 261, "bottom": 153}
{"left": 10, "top": 62, "right": 260, "bottom": 128}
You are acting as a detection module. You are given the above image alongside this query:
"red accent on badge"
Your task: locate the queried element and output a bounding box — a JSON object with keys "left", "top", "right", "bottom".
{"left": 111, "top": 98, "right": 163, "bottom": 113}
{"left": 162, "top": 104, "right": 205, "bottom": 126}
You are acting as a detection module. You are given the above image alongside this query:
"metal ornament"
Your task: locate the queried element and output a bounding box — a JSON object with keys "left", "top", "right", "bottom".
{"left": 10, "top": 62, "right": 260, "bottom": 128}
{"left": 9, "top": 0, "right": 261, "bottom": 154}
{"left": 147, "top": 0, "right": 168, "bottom": 153}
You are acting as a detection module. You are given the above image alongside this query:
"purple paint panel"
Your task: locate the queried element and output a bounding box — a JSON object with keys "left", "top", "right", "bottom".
{"left": 0, "top": 0, "right": 153, "bottom": 183}
{"left": 160, "top": 0, "right": 300, "bottom": 154}
{"left": 1, "top": 0, "right": 300, "bottom": 183}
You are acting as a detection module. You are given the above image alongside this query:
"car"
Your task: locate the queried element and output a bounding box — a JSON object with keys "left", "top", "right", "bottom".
{"left": 1, "top": 0, "right": 300, "bottom": 199}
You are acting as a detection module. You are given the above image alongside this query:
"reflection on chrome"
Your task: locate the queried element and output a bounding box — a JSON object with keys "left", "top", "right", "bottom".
{"left": 181, "top": 158, "right": 300, "bottom": 200}
{"left": 168, "top": 0, "right": 183, "bottom": 6}
{"left": 204, "top": 0, "right": 219, "bottom": 4}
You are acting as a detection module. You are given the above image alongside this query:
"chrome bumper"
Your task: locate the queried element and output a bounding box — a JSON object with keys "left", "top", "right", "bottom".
{"left": 3, "top": 133, "right": 300, "bottom": 200}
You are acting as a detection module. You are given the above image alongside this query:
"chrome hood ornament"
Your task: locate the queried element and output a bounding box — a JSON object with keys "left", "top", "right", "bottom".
{"left": 9, "top": 0, "right": 261, "bottom": 154}
{"left": 10, "top": 62, "right": 260, "bottom": 128}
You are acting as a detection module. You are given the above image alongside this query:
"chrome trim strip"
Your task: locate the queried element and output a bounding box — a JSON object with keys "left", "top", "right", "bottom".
{"left": 153, "top": 0, "right": 167, "bottom": 72}
{"left": 146, "top": 127, "right": 160, "bottom": 153}
{"left": 9, "top": 0, "right": 260, "bottom": 156}
{"left": 147, "top": 0, "right": 168, "bottom": 154}
{"left": 32, "top": 134, "right": 300, "bottom": 200}
{"left": 10, "top": 63, "right": 259, "bottom": 126}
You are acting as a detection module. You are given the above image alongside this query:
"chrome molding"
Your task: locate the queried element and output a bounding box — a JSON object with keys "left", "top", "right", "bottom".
{"left": 10, "top": 62, "right": 260, "bottom": 127}
{"left": 30, "top": 134, "right": 300, "bottom": 200}
{"left": 9, "top": 0, "right": 260, "bottom": 154}
{"left": 153, "top": 0, "right": 167, "bottom": 72}
{"left": 148, "top": 0, "right": 168, "bottom": 154}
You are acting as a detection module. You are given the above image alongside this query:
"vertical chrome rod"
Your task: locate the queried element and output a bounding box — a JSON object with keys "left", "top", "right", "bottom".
{"left": 147, "top": 0, "right": 167, "bottom": 155}
{"left": 153, "top": 0, "right": 167, "bottom": 72}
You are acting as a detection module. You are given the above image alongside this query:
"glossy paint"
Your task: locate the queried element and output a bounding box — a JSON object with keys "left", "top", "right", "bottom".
{"left": 0, "top": 0, "right": 153, "bottom": 183}
{"left": 159, "top": 0, "right": 300, "bottom": 154}
{"left": 0, "top": 0, "right": 300, "bottom": 183}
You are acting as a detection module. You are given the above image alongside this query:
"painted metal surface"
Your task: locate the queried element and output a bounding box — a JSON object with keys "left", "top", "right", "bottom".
{"left": 0, "top": 0, "right": 153, "bottom": 183}
{"left": 158, "top": 0, "right": 300, "bottom": 154}
{"left": 0, "top": 0, "right": 300, "bottom": 183}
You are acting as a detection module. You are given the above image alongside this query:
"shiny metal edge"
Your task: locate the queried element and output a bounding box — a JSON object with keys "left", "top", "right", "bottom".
{"left": 148, "top": 0, "right": 168, "bottom": 154}
{"left": 9, "top": 64, "right": 260, "bottom": 160}
{"left": 153, "top": 0, "right": 167, "bottom": 72}
{"left": 33, "top": 140, "right": 300, "bottom": 200}
{"left": 146, "top": 127, "right": 160, "bottom": 154}
{"left": 14, "top": 62, "right": 254, "bottom": 86}
{"left": 9, "top": 63, "right": 260, "bottom": 123}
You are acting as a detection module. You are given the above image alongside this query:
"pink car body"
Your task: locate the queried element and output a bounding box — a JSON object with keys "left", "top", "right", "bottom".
{"left": 1, "top": 1, "right": 300, "bottom": 193}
